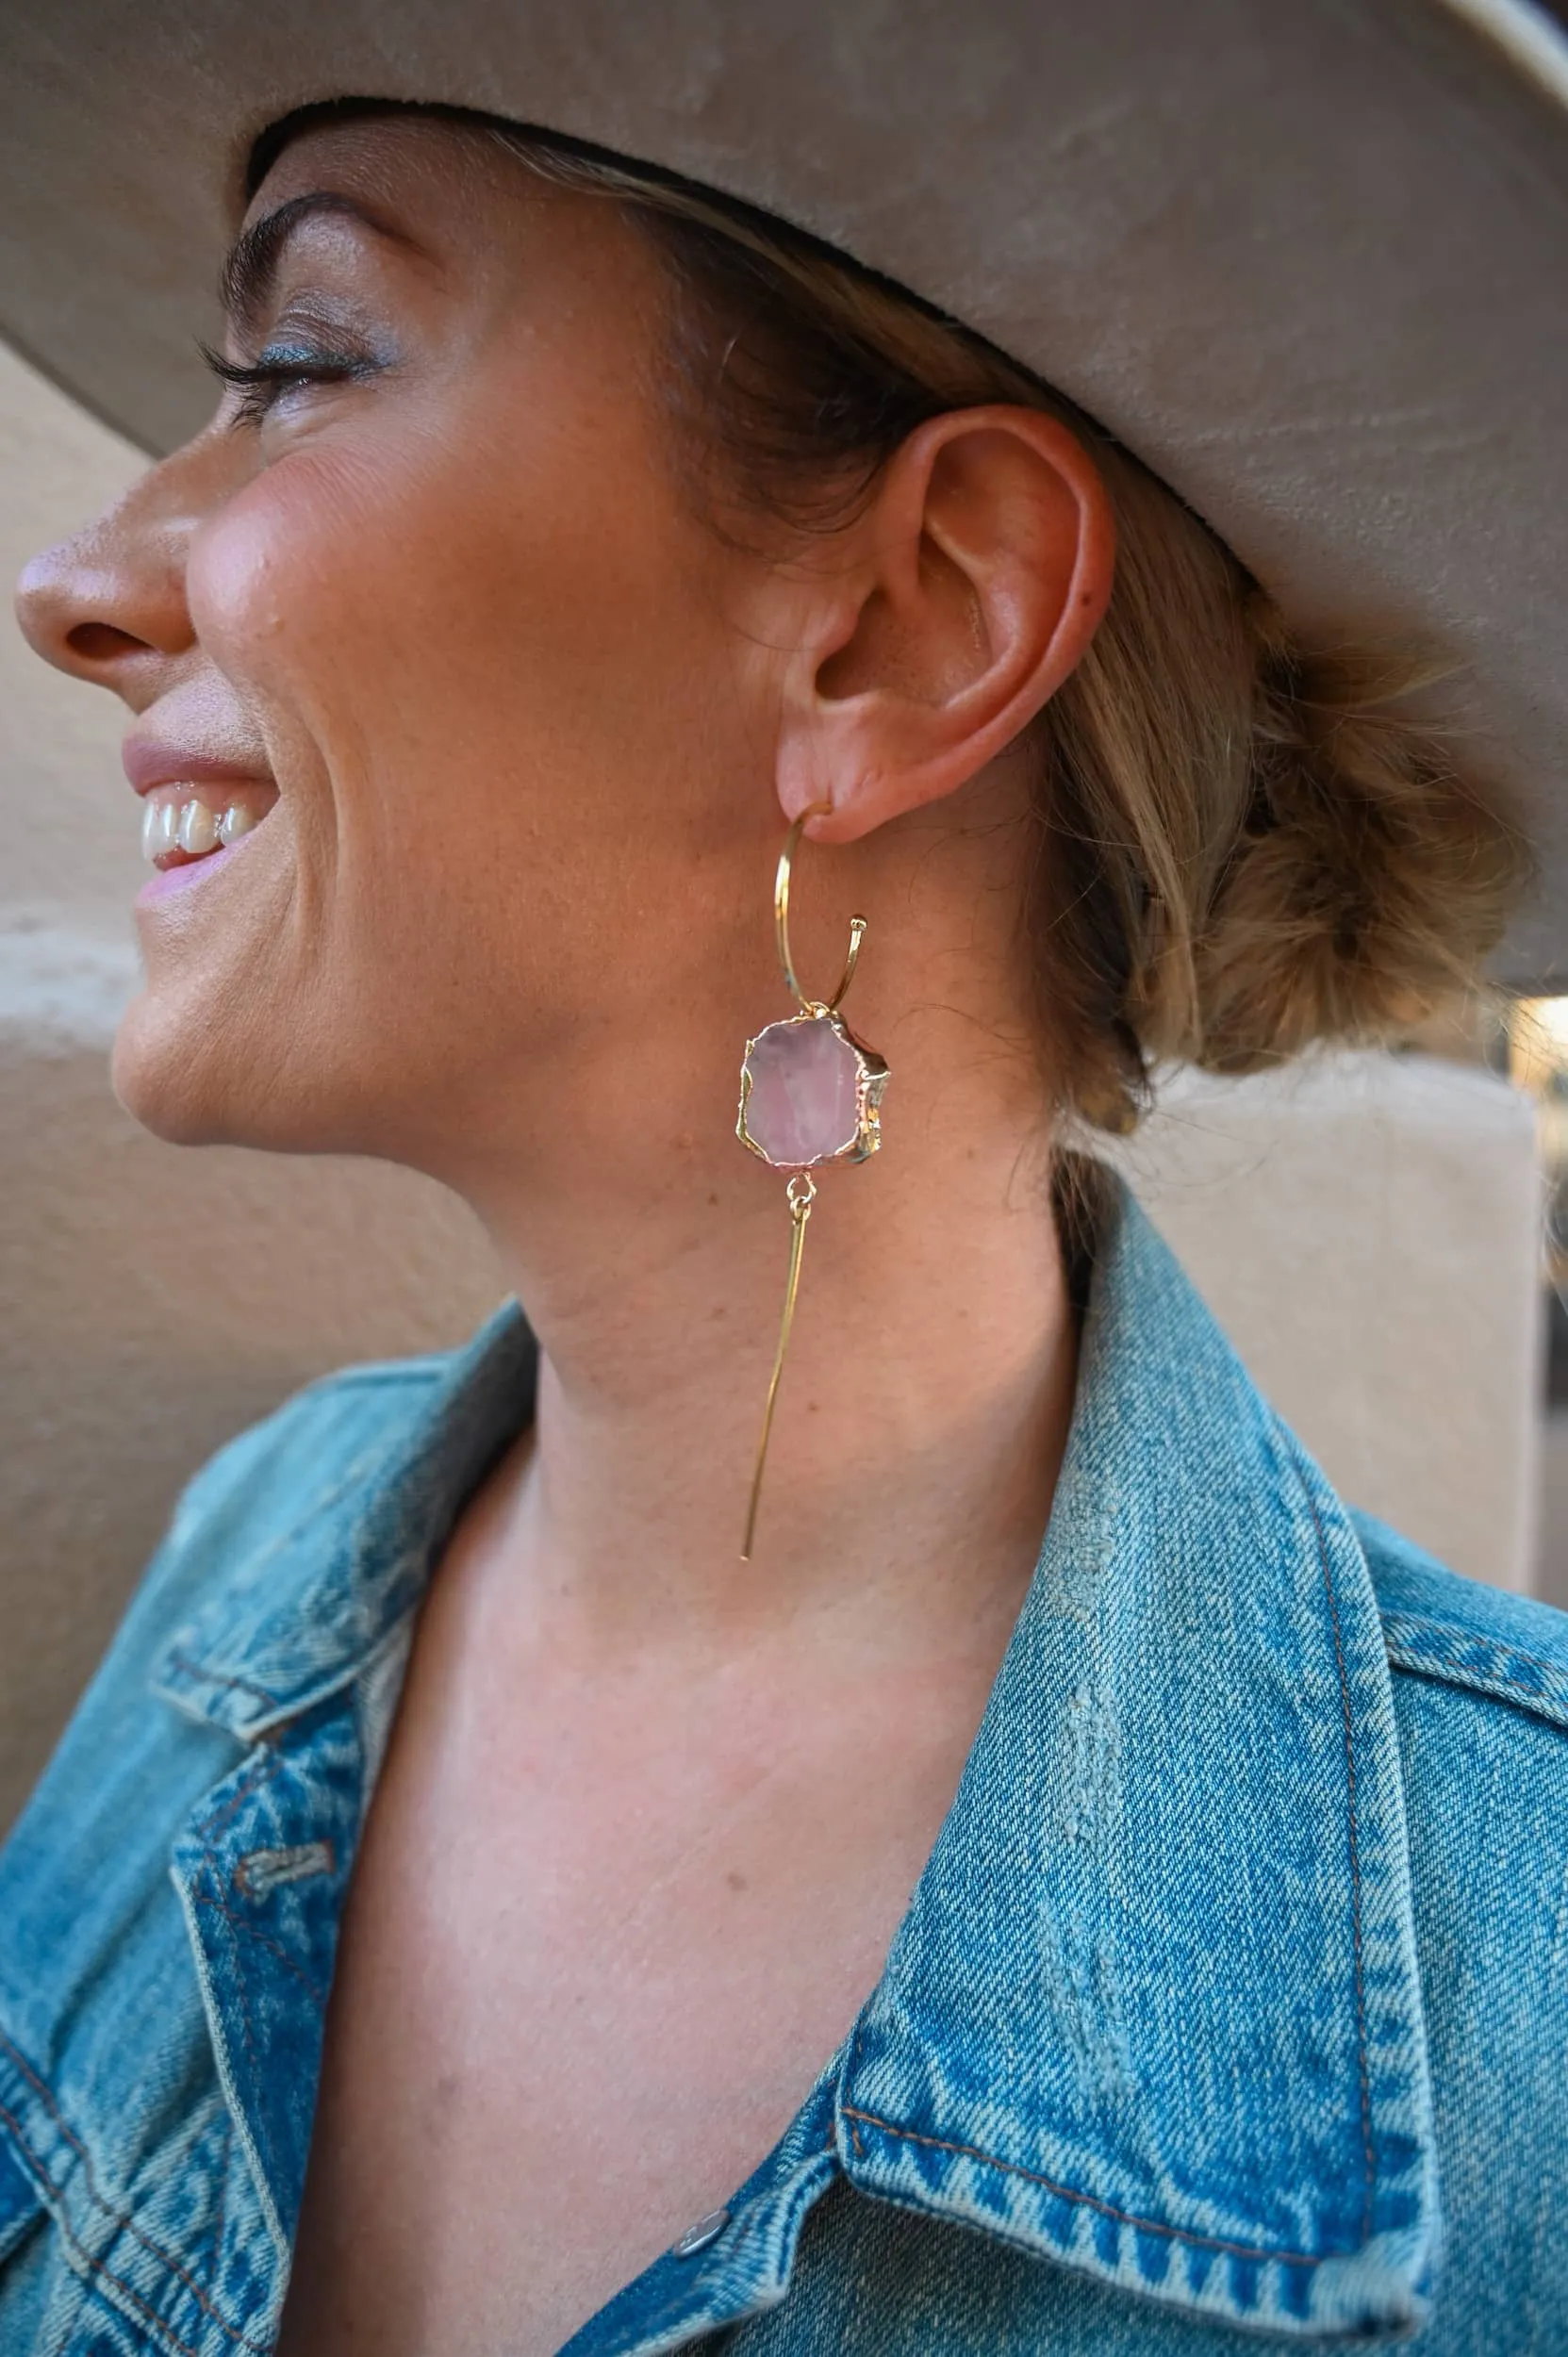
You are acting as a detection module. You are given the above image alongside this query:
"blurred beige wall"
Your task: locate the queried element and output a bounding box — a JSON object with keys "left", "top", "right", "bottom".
{"left": 0, "top": 338, "right": 1549, "bottom": 1837}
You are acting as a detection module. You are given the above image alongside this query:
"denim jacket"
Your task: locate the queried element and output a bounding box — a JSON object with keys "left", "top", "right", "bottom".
{"left": 2, "top": 1181, "right": 1566, "bottom": 2355}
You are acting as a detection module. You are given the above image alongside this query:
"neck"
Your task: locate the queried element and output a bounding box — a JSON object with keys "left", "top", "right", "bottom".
{"left": 430, "top": 811, "right": 1080, "bottom": 1652}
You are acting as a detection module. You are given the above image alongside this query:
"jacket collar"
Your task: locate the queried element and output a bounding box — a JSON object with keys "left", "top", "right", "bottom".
{"left": 153, "top": 1307, "right": 538, "bottom": 1739}
{"left": 153, "top": 1179, "right": 1436, "bottom": 2341}
{"left": 837, "top": 1182, "right": 1437, "bottom": 2338}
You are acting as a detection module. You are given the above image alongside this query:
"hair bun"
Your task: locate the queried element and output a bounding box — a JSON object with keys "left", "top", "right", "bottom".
{"left": 1189, "top": 602, "right": 1527, "bottom": 1079}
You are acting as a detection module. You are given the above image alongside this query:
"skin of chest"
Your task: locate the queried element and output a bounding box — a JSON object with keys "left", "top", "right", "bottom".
{"left": 276, "top": 1442, "right": 1029, "bottom": 2357}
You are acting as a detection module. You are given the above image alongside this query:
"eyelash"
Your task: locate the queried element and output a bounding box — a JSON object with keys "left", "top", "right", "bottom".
{"left": 200, "top": 342, "right": 363, "bottom": 425}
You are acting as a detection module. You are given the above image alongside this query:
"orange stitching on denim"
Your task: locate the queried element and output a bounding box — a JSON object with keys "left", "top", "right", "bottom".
{"left": 0, "top": 2094, "right": 218, "bottom": 2357}
{"left": 202, "top": 1751, "right": 283, "bottom": 1839}
{"left": 1301, "top": 1478, "right": 1378, "bottom": 2248}
{"left": 0, "top": 2033, "right": 271, "bottom": 2351}
{"left": 190, "top": 1888, "right": 328, "bottom": 2006}
{"left": 191, "top": 1860, "right": 285, "bottom": 2217}
{"left": 839, "top": 2104, "right": 1319, "bottom": 2266}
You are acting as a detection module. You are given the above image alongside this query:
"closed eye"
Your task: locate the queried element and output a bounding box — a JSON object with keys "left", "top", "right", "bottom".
{"left": 200, "top": 340, "right": 371, "bottom": 427}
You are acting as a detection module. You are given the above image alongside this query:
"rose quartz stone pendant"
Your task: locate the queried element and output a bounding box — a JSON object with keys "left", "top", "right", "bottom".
{"left": 737, "top": 1009, "right": 889, "bottom": 1169}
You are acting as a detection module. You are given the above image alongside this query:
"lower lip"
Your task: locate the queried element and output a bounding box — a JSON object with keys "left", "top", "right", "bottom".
{"left": 135, "top": 827, "right": 261, "bottom": 907}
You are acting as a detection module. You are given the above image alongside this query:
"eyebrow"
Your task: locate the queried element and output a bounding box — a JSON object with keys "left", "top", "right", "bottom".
{"left": 219, "top": 191, "right": 420, "bottom": 336}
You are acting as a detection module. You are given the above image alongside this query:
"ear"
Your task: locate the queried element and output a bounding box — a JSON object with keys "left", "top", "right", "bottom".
{"left": 773, "top": 405, "right": 1114, "bottom": 846}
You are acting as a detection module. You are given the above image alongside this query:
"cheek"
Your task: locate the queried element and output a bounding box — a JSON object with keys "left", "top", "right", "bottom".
{"left": 186, "top": 451, "right": 390, "bottom": 717}
{"left": 199, "top": 420, "right": 714, "bottom": 918}
{"left": 190, "top": 425, "right": 668, "bottom": 800}
{"left": 185, "top": 443, "right": 493, "bottom": 971}
{"left": 152, "top": 402, "right": 751, "bottom": 1158}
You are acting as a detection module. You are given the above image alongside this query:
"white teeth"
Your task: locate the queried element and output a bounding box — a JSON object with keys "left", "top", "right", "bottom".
{"left": 140, "top": 789, "right": 269, "bottom": 865}
{"left": 140, "top": 799, "right": 180, "bottom": 864}
{"left": 176, "top": 799, "right": 222, "bottom": 856}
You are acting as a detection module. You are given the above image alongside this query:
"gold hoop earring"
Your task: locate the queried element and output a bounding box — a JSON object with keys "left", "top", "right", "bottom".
{"left": 736, "top": 801, "right": 889, "bottom": 1559}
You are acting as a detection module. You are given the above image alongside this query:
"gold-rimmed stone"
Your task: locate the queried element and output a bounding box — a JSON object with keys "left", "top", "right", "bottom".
{"left": 737, "top": 1009, "right": 889, "bottom": 1170}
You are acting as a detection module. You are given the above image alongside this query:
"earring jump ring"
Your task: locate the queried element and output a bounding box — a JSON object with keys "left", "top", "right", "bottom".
{"left": 774, "top": 800, "right": 867, "bottom": 1015}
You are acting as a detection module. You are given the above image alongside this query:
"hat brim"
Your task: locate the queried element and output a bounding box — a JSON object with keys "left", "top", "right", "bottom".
{"left": 3, "top": 0, "right": 1565, "bottom": 983}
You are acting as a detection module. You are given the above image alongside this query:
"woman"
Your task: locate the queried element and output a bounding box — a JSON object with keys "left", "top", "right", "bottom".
{"left": 0, "top": 8, "right": 1565, "bottom": 2353}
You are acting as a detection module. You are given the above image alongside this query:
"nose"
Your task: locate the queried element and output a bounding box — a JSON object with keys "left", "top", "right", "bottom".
{"left": 15, "top": 435, "right": 226, "bottom": 711}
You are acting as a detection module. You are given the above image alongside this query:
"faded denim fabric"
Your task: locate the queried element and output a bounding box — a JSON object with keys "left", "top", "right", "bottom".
{"left": 1, "top": 1179, "right": 1566, "bottom": 2355}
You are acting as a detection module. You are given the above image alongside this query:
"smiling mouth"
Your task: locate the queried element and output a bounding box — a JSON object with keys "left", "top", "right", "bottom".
{"left": 140, "top": 783, "right": 278, "bottom": 870}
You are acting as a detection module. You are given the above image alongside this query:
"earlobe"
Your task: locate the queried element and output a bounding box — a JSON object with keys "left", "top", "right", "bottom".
{"left": 777, "top": 404, "right": 1114, "bottom": 846}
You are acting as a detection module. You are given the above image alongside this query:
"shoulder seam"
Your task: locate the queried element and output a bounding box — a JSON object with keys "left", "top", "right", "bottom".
{"left": 1382, "top": 1607, "right": 1568, "bottom": 1736}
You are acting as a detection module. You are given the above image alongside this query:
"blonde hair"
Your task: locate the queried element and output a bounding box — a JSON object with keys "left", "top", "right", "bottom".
{"left": 502, "top": 123, "right": 1527, "bottom": 1130}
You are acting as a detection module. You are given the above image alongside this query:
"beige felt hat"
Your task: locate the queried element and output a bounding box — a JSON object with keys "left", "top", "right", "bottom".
{"left": 2, "top": 0, "right": 1565, "bottom": 982}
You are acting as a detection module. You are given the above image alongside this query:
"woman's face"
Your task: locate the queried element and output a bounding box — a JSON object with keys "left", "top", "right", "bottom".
{"left": 16, "top": 117, "right": 797, "bottom": 1178}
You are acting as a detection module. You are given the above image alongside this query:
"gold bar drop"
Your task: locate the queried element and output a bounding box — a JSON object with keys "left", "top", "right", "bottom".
{"left": 740, "top": 1172, "right": 816, "bottom": 1560}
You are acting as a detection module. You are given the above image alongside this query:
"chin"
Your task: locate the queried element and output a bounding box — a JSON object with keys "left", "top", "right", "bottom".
{"left": 110, "top": 980, "right": 422, "bottom": 1162}
{"left": 110, "top": 992, "right": 252, "bottom": 1146}
{"left": 110, "top": 985, "right": 333, "bottom": 1153}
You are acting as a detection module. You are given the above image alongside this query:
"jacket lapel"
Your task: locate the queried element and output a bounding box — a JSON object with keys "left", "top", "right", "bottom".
{"left": 839, "top": 1184, "right": 1437, "bottom": 2339}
